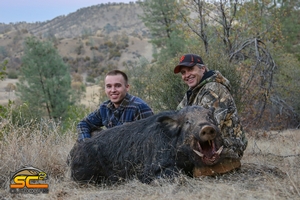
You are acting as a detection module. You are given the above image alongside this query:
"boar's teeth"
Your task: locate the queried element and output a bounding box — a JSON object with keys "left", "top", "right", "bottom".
{"left": 216, "top": 146, "right": 224, "bottom": 155}
{"left": 208, "top": 140, "right": 211, "bottom": 146}
{"left": 193, "top": 149, "right": 204, "bottom": 157}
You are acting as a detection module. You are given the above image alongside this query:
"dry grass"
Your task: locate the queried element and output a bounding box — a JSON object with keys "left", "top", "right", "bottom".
{"left": 0, "top": 78, "right": 18, "bottom": 105}
{"left": 0, "top": 121, "right": 299, "bottom": 199}
{"left": 0, "top": 78, "right": 100, "bottom": 109}
{"left": 79, "top": 84, "right": 101, "bottom": 109}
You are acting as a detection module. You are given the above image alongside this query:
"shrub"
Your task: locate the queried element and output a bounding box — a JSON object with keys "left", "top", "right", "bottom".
{"left": 72, "top": 73, "right": 83, "bottom": 82}
{"left": 71, "top": 81, "right": 85, "bottom": 91}
{"left": 86, "top": 76, "right": 96, "bottom": 83}
{"left": 109, "top": 49, "right": 121, "bottom": 59}
{"left": 0, "top": 46, "right": 8, "bottom": 58}
{"left": 7, "top": 70, "right": 18, "bottom": 79}
{"left": 5, "top": 83, "right": 16, "bottom": 92}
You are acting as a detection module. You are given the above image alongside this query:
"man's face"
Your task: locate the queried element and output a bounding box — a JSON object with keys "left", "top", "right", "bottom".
{"left": 105, "top": 74, "right": 129, "bottom": 108}
{"left": 180, "top": 65, "right": 205, "bottom": 88}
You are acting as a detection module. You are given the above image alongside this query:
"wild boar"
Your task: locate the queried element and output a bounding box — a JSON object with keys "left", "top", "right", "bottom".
{"left": 68, "top": 106, "right": 224, "bottom": 184}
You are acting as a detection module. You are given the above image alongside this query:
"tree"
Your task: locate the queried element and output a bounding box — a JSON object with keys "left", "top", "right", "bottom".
{"left": 0, "top": 60, "right": 7, "bottom": 81}
{"left": 178, "top": 0, "right": 211, "bottom": 54}
{"left": 138, "top": 0, "right": 300, "bottom": 129}
{"left": 17, "top": 37, "right": 73, "bottom": 121}
{"left": 277, "top": 0, "right": 300, "bottom": 59}
{"left": 139, "top": 0, "right": 186, "bottom": 55}
{"left": 174, "top": 0, "right": 292, "bottom": 129}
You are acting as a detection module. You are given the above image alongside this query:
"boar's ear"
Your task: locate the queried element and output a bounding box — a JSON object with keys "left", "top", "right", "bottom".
{"left": 156, "top": 115, "right": 180, "bottom": 137}
{"left": 209, "top": 106, "right": 215, "bottom": 113}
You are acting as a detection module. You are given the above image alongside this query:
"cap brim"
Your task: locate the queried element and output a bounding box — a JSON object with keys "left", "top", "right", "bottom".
{"left": 174, "top": 62, "right": 196, "bottom": 74}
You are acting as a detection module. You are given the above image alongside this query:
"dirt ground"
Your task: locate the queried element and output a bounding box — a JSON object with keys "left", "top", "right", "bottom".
{"left": 0, "top": 78, "right": 300, "bottom": 199}
{"left": 0, "top": 128, "right": 299, "bottom": 200}
{"left": 0, "top": 78, "right": 102, "bottom": 108}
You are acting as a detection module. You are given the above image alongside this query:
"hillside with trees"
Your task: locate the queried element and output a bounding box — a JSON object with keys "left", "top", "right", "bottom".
{"left": 135, "top": 0, "right": 300, "bottom": 131}
{"left": 0, "top": 2, "right": 152, "bottom": 83}
{"left": 0, "top": 0, "right": 299, "bottom": 131}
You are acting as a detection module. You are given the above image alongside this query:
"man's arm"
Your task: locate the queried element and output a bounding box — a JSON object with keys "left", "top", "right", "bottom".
{"left": 134, "top": 104, "right": 153, "bottom": 121}
{"left": 128, "top": 96, "right": 153, "bottom": 121}
{"left": 139, "top": 103, "right": 154, "bottom": 119}
{"left": 77, "top": 108, "right": 103, "bottom": 142}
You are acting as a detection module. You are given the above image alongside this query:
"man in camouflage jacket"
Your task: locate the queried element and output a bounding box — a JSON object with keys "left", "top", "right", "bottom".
{"left": 174, "top": 54, "right": 248, "bottom": 173}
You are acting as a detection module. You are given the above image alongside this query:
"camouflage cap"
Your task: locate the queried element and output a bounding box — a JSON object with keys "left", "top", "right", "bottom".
{"left": 174, "top": 54, "right": 204, "bottom": 74}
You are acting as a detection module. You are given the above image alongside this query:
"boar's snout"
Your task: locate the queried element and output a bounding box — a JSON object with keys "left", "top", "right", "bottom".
{"left": 199, "top": 125, "right": 217, "bottom": 141}
{"left": 192, "top": 124, "right": 223, "bottom": 166}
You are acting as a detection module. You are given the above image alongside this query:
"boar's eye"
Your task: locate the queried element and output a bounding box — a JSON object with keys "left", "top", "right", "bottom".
{"left": 207, "top": 114, "right": 217, "bottom": 124}
{"left": 185, "top": 120, "right": 192, "bottom": 124}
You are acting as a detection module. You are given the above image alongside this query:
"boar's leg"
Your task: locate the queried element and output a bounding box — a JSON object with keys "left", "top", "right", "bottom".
{"left": 69, "top": 141, "right": 108, "bottom": 184}
{"left": 140, "top": 161, "right": 180, "bottom": 184}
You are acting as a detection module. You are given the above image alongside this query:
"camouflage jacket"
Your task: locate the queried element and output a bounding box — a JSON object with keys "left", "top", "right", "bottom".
{"left": 177, "top": 70, "right": 248, "bottom": 159}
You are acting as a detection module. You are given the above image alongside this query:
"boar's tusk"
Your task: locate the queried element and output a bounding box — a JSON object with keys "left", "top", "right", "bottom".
{"left": 216, "top": 146, "right": 224, "bottom": 155}
{"left": 193, "top": 149, "right": 204, "bottom": 157}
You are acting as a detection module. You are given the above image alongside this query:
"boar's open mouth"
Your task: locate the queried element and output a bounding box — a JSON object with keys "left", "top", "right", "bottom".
{"left": 192, "top": 125, "right": 223, "bottom": 166}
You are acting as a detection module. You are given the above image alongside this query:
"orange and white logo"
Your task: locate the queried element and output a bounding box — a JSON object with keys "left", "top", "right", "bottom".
{"left": 180, "top": 55, "right": 185, "bottom": 62}
{"left": 10, "top": 166, "right": 49, "bottom": 194}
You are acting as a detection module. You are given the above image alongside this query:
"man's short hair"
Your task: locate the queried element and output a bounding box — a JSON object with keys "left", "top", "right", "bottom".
{"left": 196, "top": 64, "right": 209, "bottom": 72}
{"left": 106, "top": 70, "right": 128, "bottom": 84}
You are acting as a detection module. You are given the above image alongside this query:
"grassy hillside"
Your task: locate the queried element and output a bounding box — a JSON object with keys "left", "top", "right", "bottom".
{"left": 0, "top": 3, "right": 153, "bottom": 106}
{"left": 0, "top": 3, "right": 153, "bottom": 82}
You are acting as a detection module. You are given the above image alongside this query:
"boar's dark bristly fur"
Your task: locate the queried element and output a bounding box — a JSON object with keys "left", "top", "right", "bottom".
{"left": 68, "top": 106, "right": 223, "bottom": 184}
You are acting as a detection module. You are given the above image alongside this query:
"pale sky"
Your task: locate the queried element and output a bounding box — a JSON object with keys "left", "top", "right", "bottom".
{"left": 0, "top": 0, "right": 136, "bottom": 24}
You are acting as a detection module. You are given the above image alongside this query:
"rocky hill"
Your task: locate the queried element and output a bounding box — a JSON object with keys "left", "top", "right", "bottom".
{"left": 0, "top": 2, "right": 153, "bottom": 76}
{"left": 1, "top": 2, "right": 147, "bottom": 38}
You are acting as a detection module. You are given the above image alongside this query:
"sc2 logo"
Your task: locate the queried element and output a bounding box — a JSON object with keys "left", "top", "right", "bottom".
{"left": 10, "top": 166, "right": 49, "bottom": 194}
